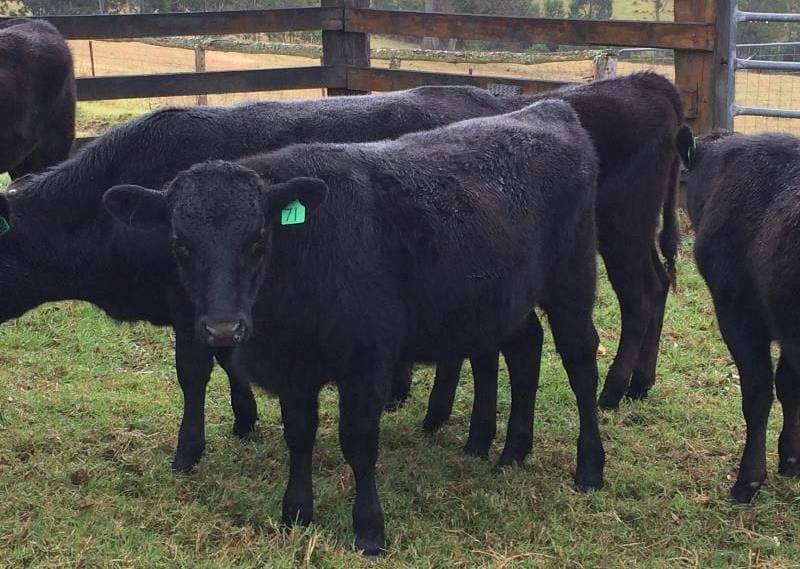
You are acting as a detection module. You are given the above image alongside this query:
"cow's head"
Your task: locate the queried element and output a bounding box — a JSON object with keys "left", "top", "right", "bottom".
{"left": 103, "top": 160, "right": 327, "bottom": 347}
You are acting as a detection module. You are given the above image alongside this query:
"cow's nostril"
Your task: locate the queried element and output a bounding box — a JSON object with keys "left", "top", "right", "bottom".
{"left": 232, "top": 321, "right": 245, "bottom": 342}
{"left": 201, "top": 319, "right": 246, "bottom": 347}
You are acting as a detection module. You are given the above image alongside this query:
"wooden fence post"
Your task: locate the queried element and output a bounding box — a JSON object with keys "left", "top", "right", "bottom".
{"left": 194, "top": 43, "right": 208, "bottom": 105}
{"left": 674, "top": 0, "right": 730, "bottom": 133}
{"left": 321, "top": 0, "right": 370, "bottom": 95}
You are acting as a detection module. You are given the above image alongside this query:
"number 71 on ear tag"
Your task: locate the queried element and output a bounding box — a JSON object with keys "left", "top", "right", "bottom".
{"left": 281, "top": 200, "right": 306, "bottom": 225}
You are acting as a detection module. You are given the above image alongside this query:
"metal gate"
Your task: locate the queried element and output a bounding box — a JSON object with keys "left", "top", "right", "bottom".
{"left": 721, "top": 3, "right": 800, "bottom": 129}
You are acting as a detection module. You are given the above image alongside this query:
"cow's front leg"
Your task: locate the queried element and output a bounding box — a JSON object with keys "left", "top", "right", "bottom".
{"left": 280, "top": 387, "right": 320, "bottom": 527}
{"left": 172, "top": 327, "right": 215, "bottom": 473}
{"left": 215, "top": 348, "right": 258, "bottom": 438}
{"left": 338, "top": 361, "right": 390, "bottom": 557}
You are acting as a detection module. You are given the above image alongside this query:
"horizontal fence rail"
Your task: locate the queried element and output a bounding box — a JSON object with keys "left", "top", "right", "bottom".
{"left": 2, "top": 4, "right": 724, "bottom": 133}
{"left": 733, "top": 105, "right": 800, "bottom": 119}
{"left": 735, "top": 58, "right": 800, "bottom": 71}
{"left": 346, "top": 8, "right": 715, "bottom": 51}
{"left": 736, "top": 10, "right": 800, "bottom": 22}
{"left": 37, "top": 7, "right": 342, "bottom": 40}
{"left": 347, "top": 67, "right": 573, "bottom": 94}
{"left": 76, "top": 66, "right": 342, "bottom": 101}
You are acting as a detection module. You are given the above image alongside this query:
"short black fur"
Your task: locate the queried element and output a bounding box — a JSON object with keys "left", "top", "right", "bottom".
{"left": 687, "top": 130, "right": 800, "bottom": 503}
{"left": 107, "top": 101, "right": 605, "bottom": 555}
{"left": 0, "top": 18, "right": 75, "bottom": 178}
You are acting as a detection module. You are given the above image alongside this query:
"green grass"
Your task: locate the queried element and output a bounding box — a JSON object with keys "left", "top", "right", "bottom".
{"left": 1, "top": 238, "right": 799, "bottom": 568}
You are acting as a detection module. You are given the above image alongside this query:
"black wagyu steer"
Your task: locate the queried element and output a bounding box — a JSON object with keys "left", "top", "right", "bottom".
{"left": 684, "top": 130, "right": 800, "bottom": 503}
{"left": 0, "top": 18, "right": 75, "bottom": 177}
{"left": 103, "top": 100, "right": 605, "bottom": 555}
{"left": 0, "top": 85, "right": 537, "bottom": 474}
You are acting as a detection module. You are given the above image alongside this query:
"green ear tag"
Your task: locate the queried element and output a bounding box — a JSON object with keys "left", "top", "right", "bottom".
{"left": 281, "top": 200, "right": 306, "bottom": 226}
{"left": 0, "top": 216, "right": 10, "bottom": 237}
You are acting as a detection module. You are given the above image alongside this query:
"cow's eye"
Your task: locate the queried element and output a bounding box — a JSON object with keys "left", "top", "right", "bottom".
{"left": 249, "top": 240, "right": 265, "bottom": 258}
{"left": 173, "top": 242, "right": 191, "bottom": 263}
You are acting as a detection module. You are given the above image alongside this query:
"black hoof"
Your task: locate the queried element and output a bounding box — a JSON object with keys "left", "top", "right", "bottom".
{"left": 463, "top": 437, "right": 491, "bottom": 459}
{"left": 497, "top": 449, "right": 527, "bottom": 468}
{"left": 232, "top": 418, "right": 257, "bottom": 439}
{"left": 384, "top": 390, "right": 409, "bottom": 412}
{"left": 625, "top": 384, "right": 651, "bottom": 401}
{"left": 575, "top": 475, "right": 603, "bottom": 494}
{"left": 355, "top": 532, "right": 386, "bottom": 557}
{"left": 281, "top": 505, "right": 313, "bottom": 527}
{"left": 421, "top": 415, "right": 446, "bottom": 434}
{"left": 778, "top": 458, "right": 800, "bottom": 477}
{"left": 627, "top": 371, "right": 654, "bottom": 401}
{"left": 598, "top": 389, "right": 623, "bottom": 410}
{"left": 731, "top": 480, "right": 761, "bottom": 504}
{"left": 171, "top": 445, "right": 204, "bottom": 474}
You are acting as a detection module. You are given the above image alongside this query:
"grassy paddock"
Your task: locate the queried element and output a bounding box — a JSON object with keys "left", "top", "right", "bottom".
{"left": 1, "top": 240, "right": 799, "bottom": 568}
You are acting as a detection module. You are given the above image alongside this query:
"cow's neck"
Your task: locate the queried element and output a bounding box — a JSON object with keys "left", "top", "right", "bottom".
{"left": 9, "top": 166, "right": 176, "bottom": 324}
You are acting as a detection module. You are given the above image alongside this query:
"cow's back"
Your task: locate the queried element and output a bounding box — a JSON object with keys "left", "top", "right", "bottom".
{"left": 688, "top": 132, "right": 800, "bottom": 324}
{"left": 244, "top": 101, "right": 598, "bottom": 359}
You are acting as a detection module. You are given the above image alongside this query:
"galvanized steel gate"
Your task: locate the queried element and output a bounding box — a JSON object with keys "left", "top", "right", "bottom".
{"left": 719, "top": 2, "right": 800, "bottom": 129}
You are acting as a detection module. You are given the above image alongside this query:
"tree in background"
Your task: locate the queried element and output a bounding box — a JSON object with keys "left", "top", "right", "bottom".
{"left": 542, "top": 0, "right": 565, "bottom": 18}
{"left": 652, "top": 0, "right": 664, "bottom": 21}
{"left": 569, "top": 0, "right": 612, "bottom": 20}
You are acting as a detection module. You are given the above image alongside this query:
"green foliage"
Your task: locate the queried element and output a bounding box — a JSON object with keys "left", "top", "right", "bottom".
{"left": 543, "top": 0, "right": 566, "bottom": 18}
{"left": 569, "top": 0, "right": 613, "bottom": 19}
{"left": 737, "top": 0, "right": 800, "bottom": 45}
{"left": 0, "top": 0, "right": 320, "bottom": 15}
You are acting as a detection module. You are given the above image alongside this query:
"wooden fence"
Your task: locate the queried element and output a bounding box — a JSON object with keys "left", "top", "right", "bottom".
{"left": 1, "top": 0, "right": 729, "bottom": 133}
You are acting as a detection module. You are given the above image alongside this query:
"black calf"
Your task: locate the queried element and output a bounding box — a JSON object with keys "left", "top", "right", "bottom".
{"left": 104, "top": 100, "right": 605, "bottom": 554}
{"left": 0, "top": 85, "right": 539, "bottom": 473}
{"left": 0, "top": 18, "right": 75, "bottom": 177}
{"left": 413, "top": 72, "right": 686, "bottom": 460}
{"left": 686, "top": 130, "right": 800, "bottom": 502}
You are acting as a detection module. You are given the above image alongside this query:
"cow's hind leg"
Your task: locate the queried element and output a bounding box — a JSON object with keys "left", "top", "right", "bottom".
{"left": 215, "top": 348, "right": 258, "bottom": 438}
{"left": 546, "top": 302, "right": 605, "bottom": 490}
{"left": 421, "top": 359, "right": 464, "bottom": 432}
{"left": 627, "top": 245, "right": 672, "bottom": 400}
{"left": 464, "top": 351, "right": 500, "bottom": 458}
{"left": 598, "top": 244, "right": 653, "bottom": 409}
{"left": 777, "top": 342, "right": 800, "bottom": 477}
{"left": 716, "top": 304, "right": 774, "bottom": 503}
{"left": 497, "top": 316, "right": 543, "bottom": 467}
{"left": 385, "top": 361, "right": 412, "bottom": 412}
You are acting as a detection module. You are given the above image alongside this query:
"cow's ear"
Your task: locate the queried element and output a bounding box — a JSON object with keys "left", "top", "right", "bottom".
{"left": 263, "top": 177, "right": 328, "bottom": 224}
{"left": 103, "top": 184, "right": 168, "bottom": 231}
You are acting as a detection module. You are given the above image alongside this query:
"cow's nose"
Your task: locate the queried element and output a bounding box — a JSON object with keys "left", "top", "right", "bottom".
{"left": 200, "top": 318, "right": 247, "bottom": 347}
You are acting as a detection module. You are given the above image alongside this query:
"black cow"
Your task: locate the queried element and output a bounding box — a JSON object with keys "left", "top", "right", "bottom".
{"left": 684, "top": 130, "right": 800, "bottom": 503}
{"left": 0, "top": 18, "right": 75, "bottom": 178}
{"left": 409, "top": 72, "right": 685, "bottom": 457}
{"left": 103, "top": 100, "right": 605, "bottom": 555}
{"left": 0, "top": 85, "right": 547, "bottom": 474}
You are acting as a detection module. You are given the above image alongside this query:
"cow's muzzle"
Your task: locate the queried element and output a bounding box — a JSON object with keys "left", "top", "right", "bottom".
{"left": 198, "top": 317, "right": 249, "bottom": 347}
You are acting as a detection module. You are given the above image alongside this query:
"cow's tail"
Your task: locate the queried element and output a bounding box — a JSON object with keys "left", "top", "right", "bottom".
{"left": 659, "top": 126, "right": 691, "bottom": 292}
{"left": 676, "top": 124, "right": 695, "bottom": 169}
